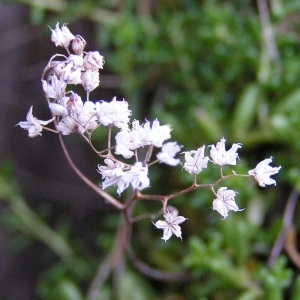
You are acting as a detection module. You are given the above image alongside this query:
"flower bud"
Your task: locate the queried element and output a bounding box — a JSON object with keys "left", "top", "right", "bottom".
{"left": 50, "top": 23, "right": 75, "bottom": 48}
{"left": 67, "top": 54, "right": 84, "bottom": 69}
{"left": 81, "top": 69, "right": 100, "bottom": 92}
{"left": 72, "top": 35, "right": 86, "bottom": 55}
{"left": 66, "top": 93, "right": 83, "bottom": 111}
{"left": 49, "top": 103, "right": 68, "bottom": 117}
{"left": 83, "top": 51, "right": 104, "bottom": 70}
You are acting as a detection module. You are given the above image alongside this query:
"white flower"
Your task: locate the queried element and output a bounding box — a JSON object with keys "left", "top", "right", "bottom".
{"left": 127, "top": 162, "right": 150, "bottom": 191}
{"left": 96, "top": 97, "right": 131, "bottom": 128}
{"left": 73, "top": 101, "right": 98, "bottom": 134}
{"left": 48, "top": 60, "right": 67, "bottom": 78}
{"left": 141, "top": 119, "right": 171, "bottom": 148}
{"left": 56, "top": 116, "right": 77, "bottom": 135}
{"left": 114, "top": 143, "right": 136, "bottom": 159}
{"left": 67, "top": 54, "right": 84, "bottom": 68}
{"left": 76, "top": 101, "right": 98, "bottom": 133}
{"left": 98, "top": 160, "right": 149, "bottom": 194}
{"left": 212, "top": 187, "right": 241, "bottom": 219}
{"left": 114, "top": 121, "right": 147, "bottom": 159}
{"left": 50, "top": 23, "right": 75, "bottom": 48}
{"left": 183, "top": 146, "right": 209, "bottom": 174}
{"left": 209, "top": 138, "right": 242, "bottom": 166}
{"left": 248, "top": 157, "right": 281, "bottom": 187}
{"left": 157, "top": 142, "right": 181, "bottom": 166}
{"left": 83, "top": 51, "right": 105, "bottom": 70}
{"left": 52, "top": 98, "right": 97, "bottom": 135}
{"left": 64, "top": 93, "right": 83, "bottom": 115}
{"left": 81, "top": 69, "right": 100, "bottom": 92}
{"left": 153, "top": 211, "right": 187, "bottom": 242}
{"left": 98, "top": 159, "right": 129, "bottom": 195}
{"left": 49, "top": 103, "right": 68, "bottom": 117}
{"left": 115, "top": 128, "right": 142, "bottom": 159}
{"left": 42, "top": 74, "right": 66, "bottom": 99}
{"left": 62, "top": 59, "right": 82, "bottom": 85}
{"left": 17, "top": 106, "right": 54, "bottom": 138}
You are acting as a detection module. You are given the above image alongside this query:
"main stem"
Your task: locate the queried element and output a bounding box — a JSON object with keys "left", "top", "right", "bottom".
{"left": 58, "top": 134, "right": 124, "bottom": 210}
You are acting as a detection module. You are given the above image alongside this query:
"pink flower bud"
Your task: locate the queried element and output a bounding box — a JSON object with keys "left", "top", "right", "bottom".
{"left": 72, "top": 35, "right": 86, "bottom": 55}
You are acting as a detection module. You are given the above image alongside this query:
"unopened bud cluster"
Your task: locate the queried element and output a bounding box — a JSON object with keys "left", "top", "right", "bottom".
{"left": 17, "top": 23, "right": 281, "bottom": 242}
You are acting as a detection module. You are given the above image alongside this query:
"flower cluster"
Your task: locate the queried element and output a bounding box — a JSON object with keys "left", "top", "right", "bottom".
{"left": 97, "top": 119, "right": 181, "bottom": 194}
{"left": 154, "top": 138, "right": 281, "bottom": 240}
{"left": 17, "top": 23, "right": 282, "bottom": 242}
{"left": 98, "top": 159, "right": 150, "bottom": 195}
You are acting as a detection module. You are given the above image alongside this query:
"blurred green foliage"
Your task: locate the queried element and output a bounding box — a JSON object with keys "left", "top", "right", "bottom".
{"left": 3, "top": 0, "right": 300, "bottom": 299}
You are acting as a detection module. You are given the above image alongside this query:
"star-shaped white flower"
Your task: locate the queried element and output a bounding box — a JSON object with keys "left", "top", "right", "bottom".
{"left": 76, "top": 100, "right": 97, "bottom": 133}
{"left": 98, "top": 158, "right": 129, "bottom": 195}
{"left": 17, "top": 106, "right": 54, "bottom": 138}
{"left": 153, "top": 211, "right": 187, "bottom": 242}
{"left": 115, "top": 126, "right": 143, "bottom": 159}
{"left": 248, "top": 157, "right": 281, "bottom": 187}
{"left": 127, "top": 162, "right": 150, "bottom": 191}
{"left": 183, "top": 146, "right": 209, "bottom": 175}
{"left": 212, "top": 187, "right": 241, "bottom": 219}
{"left": 141, "top": 119, "right": 171, "bottom": 148}
{"left": 209, "top": 138, "right": 242, "bottom": 166}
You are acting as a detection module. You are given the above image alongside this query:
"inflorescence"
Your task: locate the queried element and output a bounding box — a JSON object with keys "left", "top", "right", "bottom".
{"left": 18, "top": 23, "right": 281, "bottom": 242}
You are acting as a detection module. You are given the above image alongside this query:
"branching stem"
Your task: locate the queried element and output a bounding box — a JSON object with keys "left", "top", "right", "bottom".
{"left": 58, "top": 133, "right": 124, "bottom": 210}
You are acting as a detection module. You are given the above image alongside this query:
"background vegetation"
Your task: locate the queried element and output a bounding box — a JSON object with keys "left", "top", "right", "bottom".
{"left": 1, "top": 0, "right": 300, "bottom": 299}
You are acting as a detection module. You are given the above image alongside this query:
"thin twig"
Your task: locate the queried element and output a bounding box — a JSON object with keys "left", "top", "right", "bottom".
{"left": 284, "top": 228, "right": 300, "bottom": 269}
{"left": 268, "top": 190, "right": 298, "bottom": 267}
{"left": 126, "top": 242, "right": 191, "bottom": 283}
{"left": 86, "top": 219, "right": 130, "bottom": 300}
{"left": 257, "top": 0, "right": 281, "bottom": 70}
{"left": 58, "top": 134, "right": 124, "bottom": 210}
{"left": 20, "top": 0, "right": 118, "bottom": 25}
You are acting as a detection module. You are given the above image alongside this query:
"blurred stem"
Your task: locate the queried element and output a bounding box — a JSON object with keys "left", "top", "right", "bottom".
{"left": 257, "top": 0, "right": 281, "bottom": 83}
{"left": 268, "top": 190, "right": 298, "bottom": 267}
{"left": 20, "top": 0, "right": 66, "bottom": 12}
{"left": 168, "top": 17, "right": 199, "bottom": 99}
{"left": 127, "top": 244, "right": 191, "bottom": 282}
{"left": 86, "top": 217, "right": 129, "bottom": 300}
{"left": 270, "top": 0, "right": 283, "bottom": 16}
{"left": 194, "top": 108, "right": 222, "bottom": 141}
{"left": 20, "top": 0, "right": 118, "bottom": 24}
{"left": 285, "top": 228, "right": 300, "bottom": 269}
{"left": 235, "top": 129, "right": 274, "bottom": 146}
{"left": 0, "top": 176, "right": 85, "bottom": 276}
